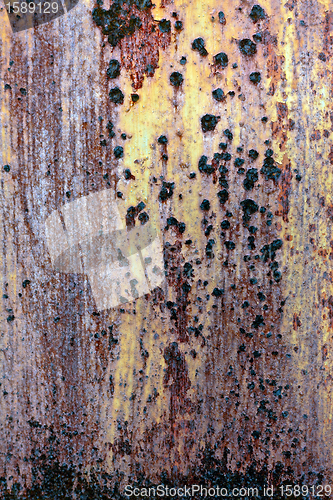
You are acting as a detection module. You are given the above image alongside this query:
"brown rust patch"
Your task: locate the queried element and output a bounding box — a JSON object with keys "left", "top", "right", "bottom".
{"left": 329, "top": 145, "right": 333, "bottom": 165}
{"left": 266, "top": 43, "right": 285, "bottom": 97}
{"left": 272, "top": 100, "right": 293, "bottom": 222}
{"left": 92, "top": 1, "right": 171, "bottom": 90}
{"left": 164, "top": 241, "right": 191, "bottom": 343}
{"left": 119, "top": 8, "right": 171, "bottom": 90}
{"left": 326, "top": 296, "right": 333, "bottom": 329}
{"left": 323, "top": 11, "right": 333, "bottom": 54}
{"left": 163, "top": 342, "right": 191, "bottom": 422}
{"left": 310, "top": 129, "right": 321, "bottom": 141}
{"left": 293, "top": 312, "right": 301, "bottom": 330}
{"left": 327, "top": 204, "right": 333, "bottom": 220}
{"left": 1, "top": 21, "right": 123, "bottom": 477}
{"left": 277, "top": 156, "right": 292, "bottom": 223}
{"left": 272, "top": 102, "right": 289, "bottom": 152}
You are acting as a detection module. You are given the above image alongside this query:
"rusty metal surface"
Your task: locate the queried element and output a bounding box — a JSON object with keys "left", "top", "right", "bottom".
{"left": 0, "top": 0, "right": 333, "bottom": 497}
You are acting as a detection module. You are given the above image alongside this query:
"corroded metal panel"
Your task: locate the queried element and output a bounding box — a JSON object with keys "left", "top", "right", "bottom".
{"left": 0, "top": 0, "right": 333, "bottom": 496}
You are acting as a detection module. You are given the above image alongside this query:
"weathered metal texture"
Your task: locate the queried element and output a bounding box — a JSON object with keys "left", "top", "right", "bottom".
{"left": 1, "top": 0, "right": 333, "bottom": 496}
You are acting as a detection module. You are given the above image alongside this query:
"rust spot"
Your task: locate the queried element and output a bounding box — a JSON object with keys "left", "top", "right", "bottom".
{"left": 326, "top": 296, "right": 333, "bottom": 329}
{"left": 164, "top": 241, "right": 191, "bottom": 342}
{"left": 277, "top": 156, "right": 292, "bottom": 222}
{"left": 327, "top": 204, "right": 333, "bottom": 221}
{"left": 111, "top": 421, "right": 132, "bottom": 458}
{"left": 323, "top": 11, "right": 333, "bottom": 54}
{"left": 272, "top": 103, "right": 289, "bottom": 151}
{"left": 293, "top": 313, "right": 301, "bottom": 330}
{"left": 266, "top": 49, "right": 285, "bottom": 97}
{"left": 318, "top": 248, "right": 328, "bottom": 258}
{"left": 310, "top": 130, "right": 321, "bottom": 141}
{"left": 276, "top": 102, "right": 288, "bottom": 120}
{"left": 284, "top": 0, "right": 297, "bottom": 11}
{"left": 163, "top": 342, "right": 191, "bottom": 423}
{"left": 329, "top": 145, "right": 333, "bottom": 165}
